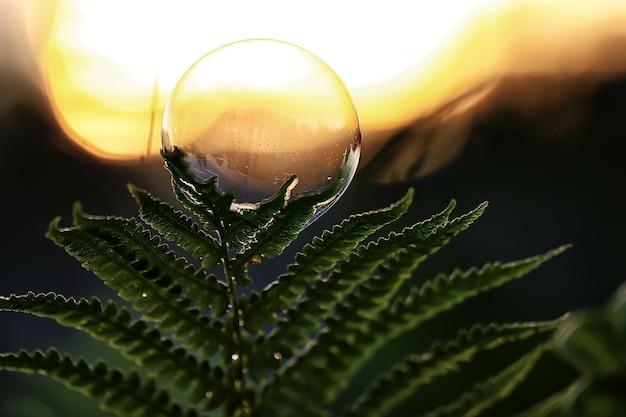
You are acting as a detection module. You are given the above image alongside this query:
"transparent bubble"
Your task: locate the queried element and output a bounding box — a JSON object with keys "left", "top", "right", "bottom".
{"left": 162, "top": 38, "right": 361, "bottom": 217}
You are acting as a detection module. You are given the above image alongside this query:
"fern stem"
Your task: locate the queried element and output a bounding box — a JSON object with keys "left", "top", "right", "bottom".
{"left": 218, "top": 225, "right": 252, "bottom": 417}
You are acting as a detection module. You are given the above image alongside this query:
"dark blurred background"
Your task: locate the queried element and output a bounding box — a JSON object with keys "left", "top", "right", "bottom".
{"left": 1, "top": 1, "right": 626, "bottom": 416}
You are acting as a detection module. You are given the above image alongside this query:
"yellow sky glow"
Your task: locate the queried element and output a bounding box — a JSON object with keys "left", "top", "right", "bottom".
{"left": 18, "top": 0, "right": 626, "bottom": 161}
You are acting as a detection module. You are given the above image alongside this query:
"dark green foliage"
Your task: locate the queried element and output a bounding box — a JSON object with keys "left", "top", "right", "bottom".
{"left": 527, "top": 282, "right": 626, "bottom": 417}
{"left": 346, "top": 321, "right": 564, "bottom": 417}
{"left": 423, "top": 343, "right": 552, "bottom": 417}
{"left": 0, "top": 349, "right": 197, "bottom": 417}
{"left": 2, "top": 148, "right": 617, "bottom": 417}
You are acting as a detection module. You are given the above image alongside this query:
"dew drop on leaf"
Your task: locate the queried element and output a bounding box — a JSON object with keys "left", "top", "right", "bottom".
{"left": 162, "top": 38, "right": 361, "bottom": 218}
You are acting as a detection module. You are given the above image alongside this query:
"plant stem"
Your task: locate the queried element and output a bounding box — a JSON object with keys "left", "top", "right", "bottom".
{"left": 218, "top": 227, "right": 251, "bottom": 417}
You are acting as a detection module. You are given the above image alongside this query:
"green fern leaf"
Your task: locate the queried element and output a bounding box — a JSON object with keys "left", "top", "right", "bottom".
{"left": 422, "top": 343, "right": 551, "bottom": 417}
{"left": 2, "top": 153, "right": 579, "bottom": 417}
{"left": 162, "top": 147, "right": 244, "bottom": 234}
{"left": 163, "top": 148, "right": 307, "bottom": 257}
{"left": 0, "top": 292, "right": 224, "bottom": 401}
{"left": 252, "top": 194, "right": 448, "bottom": 365}
{"left": 240, "top": 178, "right": 342, "bottom": 260}
{"left": 69, "top": 202, "right": 229, "bottom": 313}
{"left": 318, "top": 200, "right": 488, "bottom": 327}
{"left": 129, "top": 184, "right": 222, "bottom": 268}
{"left": 46, "top": 213, "right": 230, "bottom": 357}
{"left": 0, "top": 349, "right": 198, "bottom": 417}
{"left": 244, "top": 189, "right": 415, "bottom": 335}
{"left": 257, "top": 202, "right": 487, "bottom": 414}
{"left": 346, "top": 319, "right": 565, "bottom": 417}
{"left": 270, "top": 200, "right": 480, "bottom": 357}
{"left": 262, "top": 246, "right": 567, "bottom": 415}
{"left": 164, "top": 149, "right": 311, "bottom": 261}
{"left": 229, "top": 179, "right": 343, "bottom": 286}
{"left": 221, "top": 175, "right": 297, "bottom": 253}
{"left": 324, "top": 198, "right": 485, "bottom": 314}
{"left": 387, "top": 246, "right": 570, "bottom": 340}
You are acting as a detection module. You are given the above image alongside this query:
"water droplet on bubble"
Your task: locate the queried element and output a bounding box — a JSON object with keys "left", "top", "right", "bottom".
{"left": 162, "top": 38, "right": 360, "bottom": 221}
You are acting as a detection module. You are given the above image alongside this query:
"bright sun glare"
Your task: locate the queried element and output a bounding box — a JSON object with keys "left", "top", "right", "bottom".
{"left": 18, "top": 0, "right": 626, "bottom": 161}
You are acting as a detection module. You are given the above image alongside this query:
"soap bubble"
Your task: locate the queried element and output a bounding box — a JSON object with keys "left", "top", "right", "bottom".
{"left": 162, "top": 38, "right": 360, "bottom": 218}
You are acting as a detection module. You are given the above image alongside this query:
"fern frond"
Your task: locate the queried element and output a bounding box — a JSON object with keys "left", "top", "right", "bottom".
{"left": 0, "top": 292, "right": 223, "bottom": 399}
{"left": 162, "top": 147, "right": 244, "bottom": 234}
{"left": 129, "top": 184, "right": 221, "bottom": 268}
{"left": 46, "top": 213, "right": 230, "bottom": 357}
{"left": 346, "top": 319, "right": 565, "bottom": 417}
{"left": 67, "top": 202, "right": 229, "bottom": 314}
{"left": 387, "top": 246, "right": 570, "bottom": 341}
{"left": 73, "top": 203, "right": 229, "bottom": 312}
{"left": 2, "top": 148, "right": 580, "bottom": 417}
{"left": 221, "top": 175, "right": 297, "bottom": 253}
{"left": 164, "top": 148, "right": 314, "bottom": 259}
{"left": 423, "top": 343, "right": 551, "bottom": 417}
{"left": 231, "top": 177, "right": 343, "bottom": 269}
{"left": 244, "top": 189, "right": 415, "bottom": 334}
{"left": 261, "top": 246, "right": 566, "bottom": 415}
{"left": 324, "top": 198, "right": 485, "bottom": 313}
{"left": 257, "top": 203, "right": 492, "bottom": 414}
{"left": 163, "top": 148, "right": 312, "bottom": 260}
{"left": 260, "top": 201, "right": 481, "bottom": 372}
{"left": 0, "top": 349, "right": 198, "bottom": 417}
{"left": 252, "top": 226, "right": 424, "bottom": 366}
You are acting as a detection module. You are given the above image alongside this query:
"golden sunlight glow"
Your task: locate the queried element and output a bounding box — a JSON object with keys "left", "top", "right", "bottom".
{"left": 20, "top": 0, "right": 626, "bottom": 161}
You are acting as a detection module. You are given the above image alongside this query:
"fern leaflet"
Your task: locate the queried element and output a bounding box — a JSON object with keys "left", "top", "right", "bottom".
{"left": 46, "top": 212, "right": 230, "bottom": 357}
{"left": 129, "top": 184, "right": 222, "bottom": 268}
{"left": 0, "top": 349, "right": 198, "bottom": 417}
{"left": 422, "top": 343, "right": 551, "bottom": 417}
{"left": 346, "top": 320, "right": 565, "bottom": 417}
{"left": 0, "top": 293, "right": 222, "bottom": 401}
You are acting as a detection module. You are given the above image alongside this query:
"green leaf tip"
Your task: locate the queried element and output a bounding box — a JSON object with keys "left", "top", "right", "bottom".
{"left": 162, "top": 146, "right": 341, "bottom": 265}
{"left": 71, "top": 200, "right": 84, "bottom": 222}
{"left": 45, "top": 215, "right": 62, "bottom": 238}
{"left": 127, "top": 182, "right": 222, "bottom": 268}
